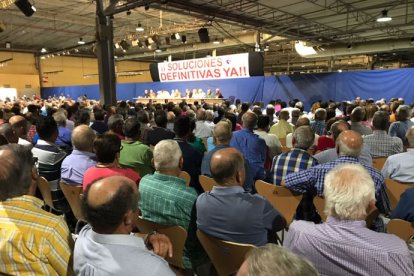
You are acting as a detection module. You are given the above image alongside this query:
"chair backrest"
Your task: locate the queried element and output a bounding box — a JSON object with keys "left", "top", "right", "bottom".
{"left": 59, "top": 181, "right": 83, "bottom": 220}
{"left": 37, "top": 176, "right": 55, "bottom": 209}
{"left": 136, "top": 217, "right": 187, "bottom": 269}
{"left": 372, "top": 157, "right": 387, "bottom": 171}
{"left": 313, "top": 196, "right": 327, "bottom": 222}
{"left": 179, "top": 171, "right": 191, "bottom": 186}
{"left": 388, "top": 219, "right": 414, "bottom": 241}
{"left": 197, "top": 230, "right": 255, "bottom": 276}
{"left": 255, "top": 180, "right": 302, "bottom": 225}
{"left": 281, "top": 146, "right": 291, "bottom": 153}
{"left": 199, "top": 175, "right": 216, "bottom": 192}
{"left": 385, "top": 178, "right": 414, "bottom": 210}
{"left": 279, "top": 138, "right": 286, "bottom": 147}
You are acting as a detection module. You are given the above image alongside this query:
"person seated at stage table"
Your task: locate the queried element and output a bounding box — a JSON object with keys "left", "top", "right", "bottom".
{"left": 206, "top": 89, "right": 213, "bottom": 98}
{"left": 285, "top": 163, "right": 413, "bottom": 276}
{"left": 143, "top": 89, "right": 149, "bottom": 98}
{"left": 197, "top": 147, "right": 285, "bottom": 246}
{"left": 215, "top": 88, "right": 224, "bottom": 98}
{"left": 185, "top": 89, "right": 191, "bottom": 98}
{"left": 173, "top": 89, "right": 182, "bottom": 98}
{"left": 149, "top": 89, "right": 156, "bottom": 98}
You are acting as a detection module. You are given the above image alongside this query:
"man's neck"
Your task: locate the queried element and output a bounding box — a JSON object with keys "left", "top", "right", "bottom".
{"left": 158, "top": 168, "right": 181, "bottom": 177}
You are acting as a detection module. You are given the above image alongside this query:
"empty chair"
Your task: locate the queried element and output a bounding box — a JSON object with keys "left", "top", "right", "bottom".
{"left": 255, "top": 180, "right": 302, "bottom": 226}
{"left": 387, "top": 219, "right": 414, "bottom": 241}
{"left": 385, "top": 178, "right": 414, "bottom": 210}
{"left": 199, "top": 175, "right": 216, "bottom": 192}
{"left": 197, "top": 229, "right": 255, "bottom": 276}
{"left": 136, "top": 216, "right": 187, "bottom": 269}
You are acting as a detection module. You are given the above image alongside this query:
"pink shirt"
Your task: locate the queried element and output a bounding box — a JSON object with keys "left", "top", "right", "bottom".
{"left": 83, "top": 167, "right": 141, "bottom": 191}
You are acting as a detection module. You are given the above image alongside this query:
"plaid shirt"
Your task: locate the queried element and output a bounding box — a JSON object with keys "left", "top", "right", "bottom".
{"left": 271, "top": 148, "right": 318, "bottom": 185}
{"left": 389, "top": 119, "right": 414, "bottom": 145}
{"left": 285, "top": 155, "right": 390, "bottom": 214}
{"left": 363, "top": 130, "right": 403, "bottom": 158}
{"left": 0, "top": 196, "right": 73, "bottom": 275}
{"left": 138, "top": 172, "right": 207, "bottom": 269}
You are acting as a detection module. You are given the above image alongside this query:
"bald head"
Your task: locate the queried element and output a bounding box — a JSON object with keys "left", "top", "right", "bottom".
{"left": 330, "top": 120, "right": 350, "bottom": 141}
{"left": 213, "top": 121, "right": 232, "bottom": 144}
{"left": 337, "top": 130, "right": 362, "bottom": 157}
{"left": 9, "top": 115, "right": 28, "bottom": 137}
{"left": 210, "top": 148, "right": 244, "bottom": 186}
{"left": 295, "top": 117, "right": 310, "bottom": 128}
{"left": 82, "top": 176, "right": 138, "bottom": 234}
{"left": 0, "top": 123, "right": 18, "bottom": 144}
{"left": 241, "top": 112, "right": 258, "bottom": 130}
{"left": 72, "top": 125, "right": 96, "bottom": 152}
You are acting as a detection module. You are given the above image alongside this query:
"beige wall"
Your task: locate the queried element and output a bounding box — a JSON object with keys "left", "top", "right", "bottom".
{"left": 41, "top": 56, "right": 152, "bottom": 87}
{"left": 0, "top": 51, "right": 153, "bottom": 98}
{"left": 0, "top": 52, "right": 40, "bottom": 97}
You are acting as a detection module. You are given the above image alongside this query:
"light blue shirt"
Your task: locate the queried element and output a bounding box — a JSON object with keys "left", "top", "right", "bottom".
{"left": 382, "top": 149, "right": 414, "bottom": 183}
{"left": 61, "top": 149, "right": 96, "bottom": 185}
{"left": 313, "top": 146, "right": 372, "bottom": 167}
{"left": 74, "top": 224, "right": 174, "bottom": 276}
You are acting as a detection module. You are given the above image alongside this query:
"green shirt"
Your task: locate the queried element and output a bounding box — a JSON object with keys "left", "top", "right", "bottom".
{"left": 119, "top": 140, "right": 154, "bottom": 177}
{"left": 139, "top": 172, "right": 207, "bottom": 269}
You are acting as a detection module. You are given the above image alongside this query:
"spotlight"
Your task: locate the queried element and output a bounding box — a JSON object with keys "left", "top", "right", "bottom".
{"left": 181, "top": 35, "right": 187, "bottom": 44}
{"left": 213, "top": 38, "right": 220, "bottom": 45}
{"left": 155, "top": 46, "right": 162, "bottom": 53}
{"left": 5, "top": 41, "right": 11, "bottom": 49}
{"left": 410, "top": 37, "right": 414, "bottom": 45}
{"left": 377, "top": 10, "right": 392, "bottom": 22}
{"left": 40, "top": 47, "right": 47, "bottom": 53}
{"left": 171, "top": 33, "right": 180, "bottom": 40}
{"left": 15, "top": 0, "right": 36, "bottom": 17}
{"left": 198, "top": 27, "right": 210, "bottom": 43}
{"left": 165, "top": 37, "right": 170, "bottom": 45}
{"left": 131, "top": 39, "right": 139, "bottom": 47}
{"left": 78, "top": 37, "right": 86, "bottom": 45}
{"left": 126, "top": 10, "right": 131, "bottom": 16}
{"left": 136, "top": 23, "right": 144, "bottom": 32}
{"left": 114, "top": 43, "right": 120, "bottom": 49}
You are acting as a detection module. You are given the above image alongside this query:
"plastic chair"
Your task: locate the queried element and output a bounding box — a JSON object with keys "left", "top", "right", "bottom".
{"left": 279, "top": 138, "right": 286, "bottom": 147}
{"left": 255, "top": 180, "right": 302, "bottom": 226}
{"left": 372, "top": 157, "right": 387, "bottom": 171}
{"left": 60, "top": 181, "right": 85, "bottom": 233}
{"left": 197, "top": 230, "right": 255, "bottom": 276}
{"left": 385, "top": 178, "right": 414, "bottom": 210}
{"left": 136, "top": 216, "right": 187, "bottom": 269}
{"left": 37, "top": 176, "right": 56, "bottom": 210}
{"left": 387, "top": 219, "right": 414, "bottom": 241}
{"left": 179, "top": 171, "right": 191, "bottom": 186}
{"left": 199, "top": 175, "right": 216, "bottom": 192}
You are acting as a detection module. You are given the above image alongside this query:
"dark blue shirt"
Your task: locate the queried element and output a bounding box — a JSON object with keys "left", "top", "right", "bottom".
{"left": 230, "top": 128, "right": 266, "bottom": 180}
{"left": 196, "top": 186, "right": 285, "bottom": 246}
{"left": 201, "top": 144, "right": 254, "bottom": 192}
{"left": 391, "top": 188, "right": 414, "bottom": 222}
{"left": 90, "top": 121, "right": 109, "bottom": 135}
{"left": 56, "top": 126, "right": 72, "bottom": 149}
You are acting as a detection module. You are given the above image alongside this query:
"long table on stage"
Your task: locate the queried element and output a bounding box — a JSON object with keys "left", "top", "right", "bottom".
{"left": 133, "top": 97, "right": 226, "bottom": 105}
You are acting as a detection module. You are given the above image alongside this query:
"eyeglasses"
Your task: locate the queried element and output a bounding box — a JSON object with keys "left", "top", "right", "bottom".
{"left": 119, "top": 145, "right": 123, "bottom": 151}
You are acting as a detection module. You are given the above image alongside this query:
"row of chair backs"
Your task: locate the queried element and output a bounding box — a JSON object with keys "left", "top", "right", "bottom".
{"left": 37, "top": 176, "right": 55, "bottom": 210}
{"left": 255, "top": 180, "right": 302, "bottom": 226}
{"left": 59, "top": 182, "right": 84, "bottom": 220}
{"left": 135, "top": 217, "right": 187, "bottom": 269}
{"left": 385, "top": 178, "right": 414, "bottom": 210}
{"left": 179, "top": 171, "right": 191, "bottom": 186}
{"left": 387, "top": 219, "right": 414, "bottom": 241}
{"left": 196, "top": 230, "right": 255, "bottom": 276}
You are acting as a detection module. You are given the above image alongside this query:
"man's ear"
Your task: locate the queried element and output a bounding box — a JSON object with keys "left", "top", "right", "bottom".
{"left": 336, "top": 144, "right": 340, "bottom": 155}
{"left": 179, "top": 157, "right": 184, "bottom": 170}
{"left": 124, "top": 209, "right": 134, "bottom": 227}
{"left": 151, "top": 158, "right": 155, "bottom": 169}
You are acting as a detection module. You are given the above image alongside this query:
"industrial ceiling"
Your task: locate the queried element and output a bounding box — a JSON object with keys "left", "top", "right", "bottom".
{"left": 1, "top": 0, "right": 414, "bottom": 73}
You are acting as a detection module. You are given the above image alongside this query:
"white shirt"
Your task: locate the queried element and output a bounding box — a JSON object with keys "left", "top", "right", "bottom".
{"left": 254, "top": 130, "right": 282, "bottom": 158}
{"left": 382, "top": 149, "right": 414, "bottom": 183}
{"left": 195, "top": 121, "right": 214, "bottom": 138}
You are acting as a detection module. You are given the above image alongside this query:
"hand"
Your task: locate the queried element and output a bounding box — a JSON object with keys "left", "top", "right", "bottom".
{"left": 147, "top": 233, "right": 173, "bottom": 258}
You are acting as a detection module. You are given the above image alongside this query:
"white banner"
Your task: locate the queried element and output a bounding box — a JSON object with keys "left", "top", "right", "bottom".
{"left": 158, "top": 53, "right": 250, "bottom": 82}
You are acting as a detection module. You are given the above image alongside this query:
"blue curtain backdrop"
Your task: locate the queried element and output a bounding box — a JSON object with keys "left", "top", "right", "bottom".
{"left": 41, "top": 68, "right": 414, "bottom": 109}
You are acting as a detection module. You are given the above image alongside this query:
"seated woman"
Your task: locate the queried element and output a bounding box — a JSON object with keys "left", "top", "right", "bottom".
{"left": 83, "top": 133, "right": 141, "bottom": 190}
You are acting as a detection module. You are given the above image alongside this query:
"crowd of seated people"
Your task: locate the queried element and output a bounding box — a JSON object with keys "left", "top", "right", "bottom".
{"left": 0, "top": 95, "right": 414, "bottom": 275}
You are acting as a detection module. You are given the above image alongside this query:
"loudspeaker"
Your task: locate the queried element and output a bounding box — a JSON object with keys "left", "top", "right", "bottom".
{"left": 15, "top": 0, "right": 35, "bottom": 17}
{"left": 198, "top": 28, "right": 210, "bottom": 43}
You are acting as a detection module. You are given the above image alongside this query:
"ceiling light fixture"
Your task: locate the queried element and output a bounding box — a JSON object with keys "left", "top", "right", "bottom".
{"left": 377, "top": 10, "right": 392, "bottom": 22}
{"left": 15, "top": 0, "right": 36, "bottom": 17}
{"left": 155, "top": 46, "right": 162, "bottom": 53}
{"left": 136, "top": 23, "right": 144, "bottom": 32}
{"left": 40, "top": 48, "right": 47, "bottom": 53}
{"left": 213, "top": 38, "right": 220, "bottom": 45}
{"left": 78, "top": 37, "right": 85, "bottom": 45}
{"left": 294, "top": 41, "right": 317, "bottom": 57}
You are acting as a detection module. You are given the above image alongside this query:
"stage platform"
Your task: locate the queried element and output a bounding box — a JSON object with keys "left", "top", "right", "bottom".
{"left": 133, "top": 97, "right": 226, "bottom": 105}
